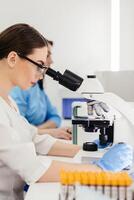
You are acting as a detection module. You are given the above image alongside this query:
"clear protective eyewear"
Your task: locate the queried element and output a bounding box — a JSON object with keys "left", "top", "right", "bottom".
{"left": 17, "top": 53, "right": 48, "bottom": 75}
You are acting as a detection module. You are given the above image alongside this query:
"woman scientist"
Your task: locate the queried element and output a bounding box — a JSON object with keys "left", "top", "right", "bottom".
{"left": 10, "top": 39, "right": 72, "bottom": 140}
{"left": 0, "top": 23, "right": 132, "bottom": 200}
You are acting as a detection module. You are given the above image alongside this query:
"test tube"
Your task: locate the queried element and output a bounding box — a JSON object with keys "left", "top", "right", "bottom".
{"left": 117, "top": 185, "right": 120, "bottom": 200}
{"left": 132, "top": 191, "right": 134, "bottom": 200}
{"left": 109, "top": 184, "right": 113, "bottom": 199}
{"left": 58, "top": 193, "right": 61, "bottom": 200}
{"left": 124, "top": 186, "right": 127, "bottom": 200}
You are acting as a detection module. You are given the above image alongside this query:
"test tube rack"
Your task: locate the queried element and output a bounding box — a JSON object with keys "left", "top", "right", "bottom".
{"left": 59, "top": 170, "right": 134, "bottom": 200}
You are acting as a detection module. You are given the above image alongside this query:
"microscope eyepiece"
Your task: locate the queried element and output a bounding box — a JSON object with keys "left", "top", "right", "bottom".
{"left": 46, "top": 68, "right": 83, "bottom": 91}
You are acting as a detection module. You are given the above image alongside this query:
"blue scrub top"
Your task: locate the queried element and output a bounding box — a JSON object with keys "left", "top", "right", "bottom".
{"left": 10, "top": 84, "right": 61, "bottom": 127}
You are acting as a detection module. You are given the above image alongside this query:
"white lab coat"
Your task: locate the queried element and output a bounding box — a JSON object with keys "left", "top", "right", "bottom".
{"left": 0, "top": 96, "right": 57, "bottom": 200}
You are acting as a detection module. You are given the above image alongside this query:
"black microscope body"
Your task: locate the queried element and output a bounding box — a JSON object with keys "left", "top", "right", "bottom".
{"left": 72, "top": 117, "right": 114, "bottom": 150}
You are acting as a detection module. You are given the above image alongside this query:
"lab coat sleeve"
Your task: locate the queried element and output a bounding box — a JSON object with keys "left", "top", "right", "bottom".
{"left": 33, "top": 134, "right": 57, "bottom": 155}
{"left": 0, "top": 124, "right": 53, "bottom": 185}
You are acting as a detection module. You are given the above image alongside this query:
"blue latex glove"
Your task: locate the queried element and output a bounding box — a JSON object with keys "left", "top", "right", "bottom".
{"left": 94, "top": 143, "right": 133, "bottom": 171}
{"left": 87, "top": 100, "right": 110, "bottom": 116}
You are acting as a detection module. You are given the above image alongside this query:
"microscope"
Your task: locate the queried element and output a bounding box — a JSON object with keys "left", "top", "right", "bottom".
{"left": 72, "top": 102, "right": 114, "bottom": 150}
{"left": 45, "top": 67, "right": 134, "bottom": 149}
{"left": 46, "top": 68, "right": 114, "bottom": 150}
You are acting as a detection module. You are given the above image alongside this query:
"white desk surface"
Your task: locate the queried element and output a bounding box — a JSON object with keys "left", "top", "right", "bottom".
{"left": 24, "top": 150, "right": 105, "bottom": 200}
{"left": 25, "top": 182, "right": 60, "bottom": 200}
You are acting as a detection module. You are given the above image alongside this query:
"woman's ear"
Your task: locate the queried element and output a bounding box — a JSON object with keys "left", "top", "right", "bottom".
{"left": 7, "top": 51, "right": 18, "bottom": 68}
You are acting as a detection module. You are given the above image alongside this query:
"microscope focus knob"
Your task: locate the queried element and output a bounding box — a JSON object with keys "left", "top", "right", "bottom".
{"left": 83, "top": 142, "right": 98, "bottom": 151}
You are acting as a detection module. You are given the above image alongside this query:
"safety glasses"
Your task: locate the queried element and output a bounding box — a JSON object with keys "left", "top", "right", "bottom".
{"left": 17, "top": 53, "right": 48, "bottom": 75}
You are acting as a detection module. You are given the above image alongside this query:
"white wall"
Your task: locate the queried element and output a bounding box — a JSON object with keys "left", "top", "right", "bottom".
{"left": 0, "top": 0, "right": 111, "bottom": 72}
{"left": 120, "top": 0, "right": 134, "bottom": 69}
{"left": 0, "top": 0, "right": 111, "bottom": 114}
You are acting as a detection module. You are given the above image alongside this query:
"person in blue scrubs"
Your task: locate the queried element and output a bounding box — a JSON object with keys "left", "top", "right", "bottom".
{"left": 10, "top": 41, "right": 72, "bottom": 140}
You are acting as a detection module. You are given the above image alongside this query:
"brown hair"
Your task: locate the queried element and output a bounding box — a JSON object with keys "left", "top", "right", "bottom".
{"left": 47, "top": 40, "right": 53, "bottom": 46}
{"left": 0, "top": 23, "right": 48, "bottom": 59}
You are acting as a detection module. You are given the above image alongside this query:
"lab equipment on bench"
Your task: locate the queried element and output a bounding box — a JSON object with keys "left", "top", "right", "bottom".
{"left": 46, "top": 67, "right": 105, "bottom": 119}
{"left": 46, "top": 69, "right": 108, "bottom": 146}
{"left": 46, "top": 68, "right": 104, "bottom": 94}
{"left": 71, "top": 93, "right": 134, "bottom": 150}
{"left": 72, "top": 101, "right": 114, "bottom": 148}
{"left": 59, "top": 170, "right": 134, "bottom": 200}
{"left": 87, "top": 100, "right": 110, "bottom": 116}
{"left": 87, "top": 92, "right": 134, "bottom": 148}
{"left": 46, "top": 67, "right": 134, "bottom": 149}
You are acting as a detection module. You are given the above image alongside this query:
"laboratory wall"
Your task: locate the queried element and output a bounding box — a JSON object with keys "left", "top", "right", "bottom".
{"left": 120, "top": 0, "right": 134, "bottom": 70}
{"left": 0, "top": 0, "right": 111, "bottom": 114}
{"left": 0, "top": 0, "right": 111, "bottom": 72}
{"left": 1, "top": 0, "right": 134, "bottom": 116}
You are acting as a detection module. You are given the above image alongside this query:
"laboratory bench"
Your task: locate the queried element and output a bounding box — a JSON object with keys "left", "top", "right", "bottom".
{"left": 24, "top": 150, "right": 105, "bottom": 200}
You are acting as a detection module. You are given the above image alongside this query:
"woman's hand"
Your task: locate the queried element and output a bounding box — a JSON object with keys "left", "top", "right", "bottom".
{"left": 48, "top": 127, "right": 72, "bottom": 140}
{"left": 38, "top": 127, "right": 72, "bottom": 140}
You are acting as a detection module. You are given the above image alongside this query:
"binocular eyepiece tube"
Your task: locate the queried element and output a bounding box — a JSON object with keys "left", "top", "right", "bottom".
{"left": 46, "top": 68, "right": 83, "bottom": 91}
